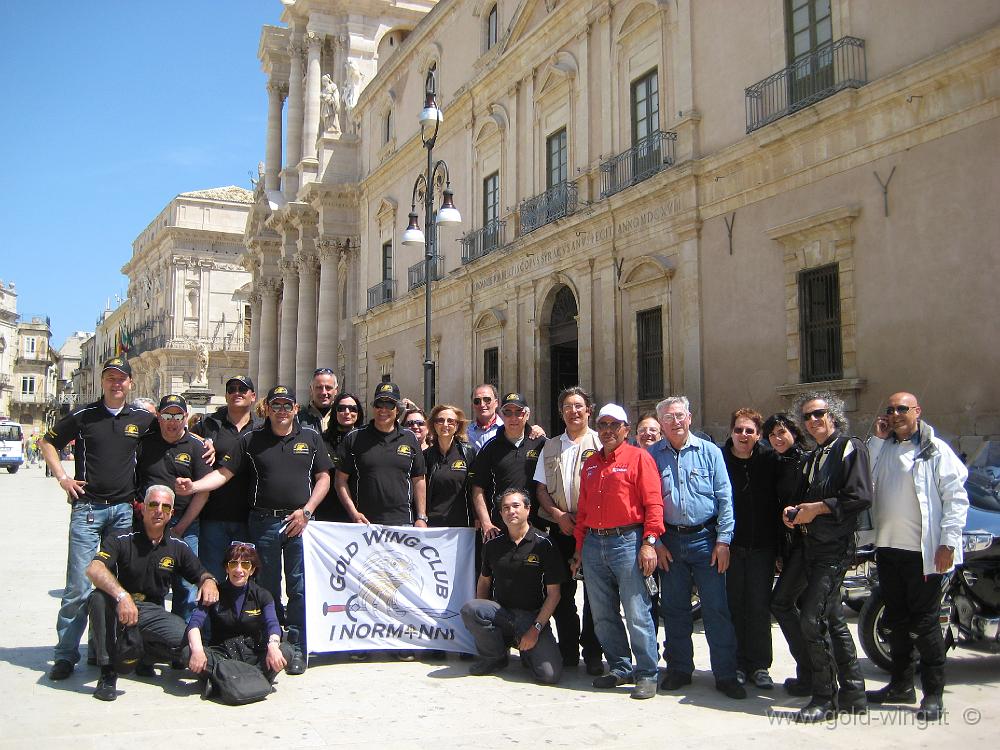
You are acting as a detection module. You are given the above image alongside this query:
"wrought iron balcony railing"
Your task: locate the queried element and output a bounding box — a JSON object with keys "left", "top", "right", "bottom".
{"left": 461, "top": 218, "right": 507, "bottom": 264}
{"left": 600, "top": 130, "right": 677, "bottom": 199}
{"left": 407, "top": 255, "right": 445, "bottom": 291}
{"left": 745, "top": 36, "right": 867, "bottom": 134}
{"left": 519, "top": 181, "right": 578, "bottom": 235}
{"left": 367, "top": 279, "right": 394, "bottom": 310}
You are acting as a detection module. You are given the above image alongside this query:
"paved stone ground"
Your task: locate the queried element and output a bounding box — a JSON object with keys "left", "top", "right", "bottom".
{"left": 1, "top": 463, "right": 996, "bottom": 749}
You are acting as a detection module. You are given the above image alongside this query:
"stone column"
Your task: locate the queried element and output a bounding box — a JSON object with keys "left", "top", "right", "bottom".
{"left": 248, "top": 292, "right": 262, "bottom": 385}
{"left": 278, "top": 258, "right": 300, "bottom": 388}
{"left": 294, "top": 251, "right": 319, "bottom": 397}
{"left": 285, "top": 36, "right": 304, "bottom": 199}
{"left": 315, "top": 240, "right": 341, "bottom": 370}
{"left": 265, "top": 81, "right": 286, "bottom": 192}
{"left": 302, "top": 32, "right": 323, "bottom": 160}
{"left": 257, "top": 280, "right": 280, "bottom": 392}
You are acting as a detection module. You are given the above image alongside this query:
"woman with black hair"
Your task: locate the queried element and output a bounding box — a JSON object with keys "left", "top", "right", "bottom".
{"left": 316, "top": 393, "right": 364, "bottom": 522}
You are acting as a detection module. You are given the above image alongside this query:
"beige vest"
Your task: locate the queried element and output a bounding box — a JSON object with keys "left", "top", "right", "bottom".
{"left": 538, "top": 430, "right": 602, "bottom": 522}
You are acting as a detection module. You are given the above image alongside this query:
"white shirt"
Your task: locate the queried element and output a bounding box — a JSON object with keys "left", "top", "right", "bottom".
{"left": 873, "top": 437, "right": 923, "bottom": 551}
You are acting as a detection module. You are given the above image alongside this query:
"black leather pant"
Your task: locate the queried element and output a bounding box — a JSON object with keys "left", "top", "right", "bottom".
{"left": 545, "top": 523, "right": 603, "bottom": 664}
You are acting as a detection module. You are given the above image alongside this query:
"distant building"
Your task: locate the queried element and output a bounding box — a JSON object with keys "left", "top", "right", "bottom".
{"left": 55, "top": 332, "right": 92, "bottom": 412}
{"left": 10, "top": 315, "right": 58, "bottom": 432}
{"left": 0, "top": 281, "right": 16, "bottom": 417}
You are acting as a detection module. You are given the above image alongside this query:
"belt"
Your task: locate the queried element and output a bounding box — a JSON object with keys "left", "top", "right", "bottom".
{"left": 74, "top": 499, "right": 129, "bottom": 507}
{"left": 589, "top": 523, "right": 642, "bottom": 537}
{"left": 665, "top": 517, "right": 716, "bottom": 534}
{"left": 252, "top": 507, "right": 299, "bottom": 518}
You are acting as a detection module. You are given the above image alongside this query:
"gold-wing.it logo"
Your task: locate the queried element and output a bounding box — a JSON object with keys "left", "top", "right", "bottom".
{"left": 526, "top": 554, "right": 540, "bottom": 565}
{"left": 174, "top": 452, "right": 191, "bottom": 465}
{"left": 158, "top": 557, "right": 175, "bottom": 571}
{"left": 451, "top": 460, "right": 468, "bottom": 471}
{"left": 397, "top": 444, "right": 412, "bottom": 456}
{"left": 292, "top": 442, "right": 310, "bottom": 454}
{"left": 124, "top": 424, "right": 140, "bottom": 436}
{"left": 526, "top": 449, "right": 539, "bottom": 459}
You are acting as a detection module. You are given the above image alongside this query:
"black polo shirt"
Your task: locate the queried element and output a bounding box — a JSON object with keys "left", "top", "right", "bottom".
{"left": 94, "top": 530, "right": 207, "bottom": 606}
{"left": 424, "top": 441, "right": 474, "bottom": 527}
{"left": 44, "top": 400, "right": 156, "bottom": 505}
{"left": 469, "top": 432, "right": 545, "bottom": 510}
{"left": 335, "top": 422, "right": 426, "bottom": 525}
{"left": 219, "top": 422, "right": 333, "bottom": 512}
{"left": 481, "top": 527, "right": 566, "bottom": 611}
{"left": 136, "top": 429, "right": 211, "bottom": 515}
{"left": 192, "top": 407, "right": 263, "bottom": 523}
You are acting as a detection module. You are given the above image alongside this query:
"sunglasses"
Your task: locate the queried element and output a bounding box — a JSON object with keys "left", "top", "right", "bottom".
{"left": 270, "top": 402, "right": 295, "bottom": 412}
{"left": 373, "top": 400, "right": 396, "bottom": 409}
{"left": 230, "top": 541, "right": 256, "bottom": 548}
{"left": 732, "top": 427, "right": 757, "bottom": 435}
{"left": 404, "top": 420, "right": 426, "bottom": 428}
{"left": 472, "top": 397, "right": 493, "bottom": 405}
{"left": 226, "top": 384, "right": 251, "bottom": 394}
{"left": 159, "top": 413, "right": 186, "bottom": 422}
{"left": 226, "top": 560, "right": 254, "bottom": 570}
{"left": 499, "top": 408, "right": 525, "bottom": 418}
{"left": 597, "top": 420, "right": 624, "bottom": 432}
{"left": 146, "top": 501, "right": 173, "bottom": 512}
{"left": 336, "top": 404, "right": 359, "bottom": 413}
{"left": 433, "top": 417, "right": 458, "bottom": 425}
{"left": 802, "top": 408, "right": 829, "bottom": 421}
{"left": 314, "top": 368, "right": 335, "bottom": 376}
{"left": 885, "top": 405, "right": 914, "bottom": 415}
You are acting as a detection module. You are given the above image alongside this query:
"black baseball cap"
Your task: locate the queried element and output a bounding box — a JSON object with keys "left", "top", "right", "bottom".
{"left": 266, "top": 385, "right": 296, "bottom": 404}
{"left": 157, "top": 394, "right": 188, "bottom": 412}
{"left": 102, "top": 357, "right": 132, "bottom": 377}
{"left": 226, "top": 375, "right": 255, "bottom": 391}
{"left": 372, "top": 382, "right": 402, "bottom": 406}
{"left": 500, "top": 392, "right": 528, "bottom": 409}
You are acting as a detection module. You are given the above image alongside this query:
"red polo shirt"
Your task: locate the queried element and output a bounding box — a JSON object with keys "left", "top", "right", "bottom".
{"left": 574, "top": 441, "right": 665, "bottom": 553}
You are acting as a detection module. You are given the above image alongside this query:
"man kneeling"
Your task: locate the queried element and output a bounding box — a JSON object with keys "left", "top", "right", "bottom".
{"left": 460, "top": 488, "right": 563, "bottom": 684}
{"left": 86, "top": 485, "right": 219, "bottom": 701}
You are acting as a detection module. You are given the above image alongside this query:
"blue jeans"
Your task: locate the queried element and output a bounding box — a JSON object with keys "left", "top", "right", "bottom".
{"left": 198, "top": 519, "right": 250, "bottom": 580}
{"left": 582, "top": 528, "right": 659, "bottom": 680}
{"left": 660, "top": 529, "right": 738, "bottom": 679}
{"left": 55, "top": 502, "right": 134, "bottom": 664}
{"left": 168, "top": 518, "right": 199, "bottom": 621}
{"left": 248, "top": 511, "right": 305, "bottom": 651}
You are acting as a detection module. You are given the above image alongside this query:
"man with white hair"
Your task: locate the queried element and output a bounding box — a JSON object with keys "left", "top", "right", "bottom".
{"left": 569, "top": 404, "right": 663, "bottom": 700}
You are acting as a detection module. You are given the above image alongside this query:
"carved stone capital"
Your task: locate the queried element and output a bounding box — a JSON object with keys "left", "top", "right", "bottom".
{"left": 279, "top": 258, "right": 299, "bottom": 280}
{"left": 258, "top": 278, "right": 281, "bottom": 298}
{"left": 305, "top": 31, "right": 323, "bottom": 51}
{"left": 267, "top": 80, "right": 288, "bottom": 99}
{"left": 295, "top": 253, "right": 319, "bottom": 277}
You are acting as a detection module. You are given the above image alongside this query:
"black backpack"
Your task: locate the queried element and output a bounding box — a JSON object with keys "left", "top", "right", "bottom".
{"left": 208, "top": 657, "right": 272, "bottom": 705}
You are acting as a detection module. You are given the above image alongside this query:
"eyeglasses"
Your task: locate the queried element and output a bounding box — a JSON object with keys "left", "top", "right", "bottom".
{"left": 433, "top": 417, "right": 458, "bottom": 425}
{"left": 596, "top": 420, "right": 624, "bottom": 432}
{"left": 226, "top": 560, "right": 253, "bottom": 571}
{"left": 230, "top": 541, "right": 256, "bottom": 549}
{"left": 146, "top": 501, "right": 173, "bottom": 512}
{"left": 336, "top": 404, "right": 359, "bottom": 413}
{"left": 373, "top": 400, "right": 396, "bottom": 409}
{"left": 500, "top": 408, "right": 526, "bottom": 418}
{"left": 226, "top": 384, "right": 250, "bottom": 394}
{"left": 661, "top": 413, "right": 687, "bottom": 423}
{"left": 403, "top": 420, "right": 426, "bottom": 428}
{"left": 562, "top": 403, "right": 588, "bottom": 412}
{"left": 313, "top": 368, "right": 335, "bottom": 376}
{"left": 270, "top": 402, "right": 294, "bottom": 412}
{"left": 159, "top": 413, "right": 186, "bottom": 422}
{"left": 885, "top": 405, "right": 914, "bottom": 415}
{"left": 732, "top": 427, "right": 757, "bottom": 435}
{"left": 472, "top": 396, "right": 493, "bottom": 405}
{"left": 802, "top": 408, "right": 829, "bottom": 421}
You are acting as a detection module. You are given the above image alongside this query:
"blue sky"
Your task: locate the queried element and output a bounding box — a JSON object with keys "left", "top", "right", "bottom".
{"left": 0, "top": 2, "right": 280, "bottom": 347}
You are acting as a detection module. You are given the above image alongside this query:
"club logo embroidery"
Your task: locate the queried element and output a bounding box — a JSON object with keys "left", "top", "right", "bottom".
{"left": 273, "top": 386, "right": 289, "bottom": 395}
{"left": 451, "top": 460, "right": 467, "bottom": 471}
{"left": 378, "top": 384, "right": 394, "bottom": 394}
{"left": 244, "top": 608, "right": 262, "bottom": 616}
{"left": 397, "top": 445, "right": 412, "bottom": 456}
{"left": 292, "top": 442, "right": 310, "bottom": 455}
{"left": 582, "top": 449, "right": 597, "bottom": 459}
{"left": 124, "top": 424, "right": 140, "bottom": 436}
{"left": 526, "top": 450, "right": 539, "bottom": 459}
{"left": 525, "top": 554, "right": 540, "bottom": 565}
{"left": 158, "top": 556, "right": 175, "bottom": 571}
{"left": 174, "top": 452, "right": 191, "bottom": 465}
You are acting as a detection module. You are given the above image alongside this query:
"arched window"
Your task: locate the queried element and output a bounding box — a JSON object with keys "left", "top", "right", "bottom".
{"left": 486, "top": 5, "right": 498, "bottom": 50}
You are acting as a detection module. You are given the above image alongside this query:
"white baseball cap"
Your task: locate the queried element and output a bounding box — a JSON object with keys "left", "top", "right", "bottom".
{"left": 596, "top": 403, "right": 629, "bottom": 423}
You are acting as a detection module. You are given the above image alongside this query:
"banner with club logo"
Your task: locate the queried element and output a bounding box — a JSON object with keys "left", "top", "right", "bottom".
{"left": 304, "top": 522, "right": 476, "bottom": 653}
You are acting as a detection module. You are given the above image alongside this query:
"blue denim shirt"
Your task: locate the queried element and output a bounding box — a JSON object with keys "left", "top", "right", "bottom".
{"left": 649, "top": 433, "right": 735, "bottom": 544}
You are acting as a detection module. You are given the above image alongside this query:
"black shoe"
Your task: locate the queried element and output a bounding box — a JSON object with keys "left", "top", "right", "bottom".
{"left": 459, "top": 652, "right": 475, "bottom": 661}
{"left": 866, "top": 683, "right": 917, "bottom": 704}
{"left": 49, "top": 660, "right": 74, "bottom": 681}
{"left": 93, "top": 669, "right": 118, "bottom": 702}
{"left": 716, "top": 678, "right": 747, "bottom": 699}
{"left": 469, "top": 657, "right": 508, "bottom": 676}
{"left": 427, "top": 650, "right": 447, "bottom": 660}
{"left": 562, "top": 656, "right": 580, "bottom": 668}
{"left": 286, "top": 652, "right": 307, "bottom": 675}
{"left": 916, "top": 694, "right": 944, "bottom": 722}
{"left": 86, "top": 656, "right": 97, "bottom": 667}
{"left": 784, "top": 677, "right": 812, "bottom": 697}
{"left": 658, "top": 671, "right": 692, "bottom": 691}
{"left": 170, "top": 659, "right": 186, "bottom": 670}
{"left": 135, "top": 664, "right": 156, "bottom": 678}
{"left": 593, "top": 672, "right": 631, "bottom": 688}
{"left": 840, "top": 700, "right": 867, "bottom": 715}
{"left": 797, "top": 699, "right": 836, "bottom": 723}
{"left": 631, "top": 677, "right": 658, "bottom": 700}
{"left": 585, "top": 658, "right": 604, "bottom": 676}
{"left": 200, "top": 677, "right": 214, "bottom": 700}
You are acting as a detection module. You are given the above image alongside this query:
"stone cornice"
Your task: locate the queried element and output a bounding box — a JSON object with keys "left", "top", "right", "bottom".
{"left": 765, "top": 205, "right": 861, "bottom": 246}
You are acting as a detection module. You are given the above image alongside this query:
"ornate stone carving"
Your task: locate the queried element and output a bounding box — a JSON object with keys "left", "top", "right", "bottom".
{"left": 267, "top": 80, "right": 288, "bottom": 99}
{"left": 321, "top": 74, "right": 341, "bottom": 133}
{"left": 295, "top": 253, "right": 319, "bottom": 276}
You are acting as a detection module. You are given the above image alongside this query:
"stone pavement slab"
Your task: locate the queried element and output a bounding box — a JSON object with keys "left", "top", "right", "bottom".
{"left": 0, "top": 464, "right": 996, "bottom": 748}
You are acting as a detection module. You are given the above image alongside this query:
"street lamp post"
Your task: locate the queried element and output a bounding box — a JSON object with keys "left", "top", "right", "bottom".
{"left": 402, "top": 68, "right": 461, "bottom": 410}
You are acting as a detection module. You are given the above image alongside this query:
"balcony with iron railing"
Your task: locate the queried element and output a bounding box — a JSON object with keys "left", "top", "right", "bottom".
{"left": 367, "top": 279, "right": 395, "bottom": 310}
{"left": 407, "top": 255, "right": 446, "bottom": 291}
{"left": 519, "top": 181, "right": 578, "bottom": 235}
{"left": 600, "top": 130, "right": 677, "bottom": 199}
{"left": 461, "top": 218, "right": 508, "bottom": 264}
{"left": 745, "top": 36, "right": 867, "bottom": 134}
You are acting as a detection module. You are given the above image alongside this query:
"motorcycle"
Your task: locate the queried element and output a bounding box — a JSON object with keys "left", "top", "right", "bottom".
{"left": 858, "top": 453, "right": 1000, "bottom": 671}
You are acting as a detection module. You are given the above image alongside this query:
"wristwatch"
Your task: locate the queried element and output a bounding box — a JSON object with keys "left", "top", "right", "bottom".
{"left": 302, "top": 509, "right": 313, "bottom": 521}
{"left": 532, "top": 622, "right": 543, "bottom": 632}
{"left": 116, "top": 591, "right": 130, "bottom": 603}
{"left": 643, "top": 534, "right": 658, "bottom": 547}
{"left": 416, "top": 514, "right": 429, "bottom": 522}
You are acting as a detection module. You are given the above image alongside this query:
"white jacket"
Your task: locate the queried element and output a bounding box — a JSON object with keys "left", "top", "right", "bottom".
{"left": 869, "top": 422, "right": 969, "bottom": 575}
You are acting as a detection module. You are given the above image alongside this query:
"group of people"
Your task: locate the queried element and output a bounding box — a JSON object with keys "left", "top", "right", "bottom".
{"left": 39, "top": 356, "right": 969, "bottom": 723}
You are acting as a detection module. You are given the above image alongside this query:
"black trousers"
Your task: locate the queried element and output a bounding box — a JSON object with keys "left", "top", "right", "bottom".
{"left": 88, "top": 592, "right": 188, "bottom": 668}
{"left": 727, "top": 545, "right": 776, "bottom": 673}
{"left": 544, "top": 523, "right": 603, "bottom": 664}
{"left": 771, "top": 537, "right": 865, "bottom": 703}
{"left": 876, "top": 547, "right": 947, "bottom": 696}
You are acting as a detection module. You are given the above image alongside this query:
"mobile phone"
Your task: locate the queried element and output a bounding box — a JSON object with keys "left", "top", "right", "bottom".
{"left": 644, "top": 575, "right": 659, "bottom": 597}
{"left": 785, "top": 507, "right": 799, "bottom": 521}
